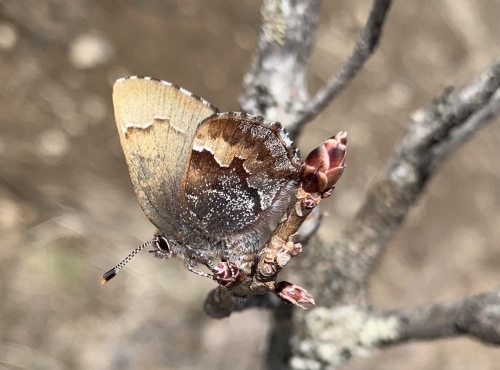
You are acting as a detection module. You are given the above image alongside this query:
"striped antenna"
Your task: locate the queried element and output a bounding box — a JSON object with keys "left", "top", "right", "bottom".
{"left": 101, "top": 238, "right": 158, "bottom": 284}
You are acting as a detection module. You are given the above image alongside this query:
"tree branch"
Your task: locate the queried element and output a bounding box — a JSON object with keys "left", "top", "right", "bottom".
{"left": 294, "top": 0, "right": 392, "bottom": 130}
{"left": 239, "top": 0, "right": 321, "bottom": 134}
{"left": 289, "top": 289, "right": 500, "bottom": 369}
{"left": 265, "top": 304, "right": 295, "bottom": 370}
{"left": 378, "top": 289, "right": 500, "bottom": 345}
{"left": 301, "top": 60, "right": 500, "bottom": 306}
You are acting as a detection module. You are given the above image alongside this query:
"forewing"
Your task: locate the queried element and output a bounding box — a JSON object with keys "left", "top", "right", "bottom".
{"left": 113, "top": 76, "right": 218, "bottom": 234}
{"left": 181, "top": 112, "right": 302, "bottom": 236}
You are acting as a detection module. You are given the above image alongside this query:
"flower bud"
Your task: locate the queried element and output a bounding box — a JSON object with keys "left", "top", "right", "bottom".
{"left": 302, "top": 131, "right": 347, "bottom": 195}
{"left": 275, "top": 281, "right": 315, "bottom": 309}
{"left": 213, "top": 261, "right": 242, "bottom": 289}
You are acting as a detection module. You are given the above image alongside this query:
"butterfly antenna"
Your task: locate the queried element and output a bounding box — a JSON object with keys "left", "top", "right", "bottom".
{"left": 101, "top": 238, "right": 158, "bottom": 284}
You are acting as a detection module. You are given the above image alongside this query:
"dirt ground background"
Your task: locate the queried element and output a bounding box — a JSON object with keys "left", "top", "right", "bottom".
{"left": 1, "top": 0, "right": 500, "bottom": 369}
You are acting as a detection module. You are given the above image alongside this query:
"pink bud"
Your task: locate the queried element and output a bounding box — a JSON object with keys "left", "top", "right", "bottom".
{"left": 275, "top": 281, "right": 315, "bottom": 309}
{"left": 301, "top": 132, "right": 347, "bottom": 195}
{"left": 213, "top": 261, "right": 242, "bottom": 289}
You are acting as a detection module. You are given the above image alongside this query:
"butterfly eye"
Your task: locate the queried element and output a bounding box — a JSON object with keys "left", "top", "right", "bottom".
{"left": 155, "top": 236, "right": 171, "bottom": 252}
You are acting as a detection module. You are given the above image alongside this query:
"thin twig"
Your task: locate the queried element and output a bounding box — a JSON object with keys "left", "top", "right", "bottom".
{"left": 430, "top": 82, "right": 500, "bottom": 163}
{"left": 294, "top": 0, "right": 392, "bottom": 129}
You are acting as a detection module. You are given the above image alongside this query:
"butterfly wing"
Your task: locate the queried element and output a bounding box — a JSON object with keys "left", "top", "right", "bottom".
{"left": 180, "top": 112, "right": 302, "bottom": 237}
{"left": 113, "top": 77, "right": 218, "bottom": 235}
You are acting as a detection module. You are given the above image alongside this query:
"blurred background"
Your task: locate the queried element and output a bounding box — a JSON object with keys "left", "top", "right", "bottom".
{"left": 1, "top": 0, "right": 499, "bottom": 369}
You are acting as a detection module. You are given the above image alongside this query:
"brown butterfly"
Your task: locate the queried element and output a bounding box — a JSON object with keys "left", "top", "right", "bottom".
{"left": 102, "top": 76, "right": 301, "bottom": 287}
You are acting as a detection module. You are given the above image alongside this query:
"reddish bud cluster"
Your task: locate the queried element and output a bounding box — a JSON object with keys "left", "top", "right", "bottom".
{"left": 301, "top": 131, "right": 347, "bottom": 196}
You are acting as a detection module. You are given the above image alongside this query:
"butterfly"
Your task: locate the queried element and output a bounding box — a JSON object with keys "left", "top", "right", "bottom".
{"left": 102, "top": 76, "right": 302, "bottom": 287}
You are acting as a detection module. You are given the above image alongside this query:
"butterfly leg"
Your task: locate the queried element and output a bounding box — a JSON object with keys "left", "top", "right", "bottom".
{"left": 187, "top": 262, "right": 213, "bottom": 279}
{"left": 204, "top": 259, "right": 216, "bottom": 271}
{"left": 187, "top": 259, "right": 242, "bottom": 289}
